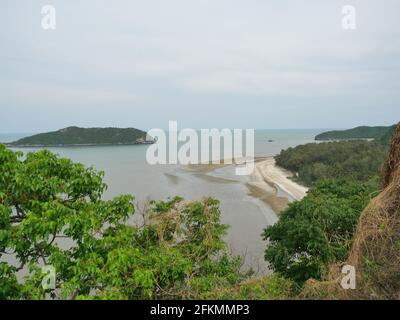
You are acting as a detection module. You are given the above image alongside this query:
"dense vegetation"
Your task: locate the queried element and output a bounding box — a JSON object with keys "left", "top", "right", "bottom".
{"left": 1, "top": 122, "right": 396, "bottom": 299}
{"left": 263, "top": 126, "right": 396, "bottom": 289}
{"left": 379, "top": 125, "right": 396, "bottom": 145}
{"left": 263, "top": 180, "right": 375, "bottom": 284}
{"left": 8, "top": 126, "right": 149, "bottom": 146}
{"left": 0, "top": 145, "right": 292, "bottom": 300}
{"left": 315, "top": 125, "right": 394, "bottom": 141}
{"left": 275, "top": 140, "right": 387, "bottom": 187}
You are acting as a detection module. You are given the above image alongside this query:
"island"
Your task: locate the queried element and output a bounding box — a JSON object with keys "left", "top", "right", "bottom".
{"left": 315, "top": 125, "right": 395, "bottom": 141}
{"left": 6, "top": 126, "right": 155, "bottom": 147}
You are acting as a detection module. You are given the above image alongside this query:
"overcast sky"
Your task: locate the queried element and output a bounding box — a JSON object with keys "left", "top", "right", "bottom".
{"left": 1, "top": 0, "right": 400, "bottom": 132}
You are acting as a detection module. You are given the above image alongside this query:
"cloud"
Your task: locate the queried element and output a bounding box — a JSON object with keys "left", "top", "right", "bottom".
{"left": 1, "top": 0, "right": 400, "bottom": 131}
{"left": 0, "top": 80, "right": 143, "bottom": 106}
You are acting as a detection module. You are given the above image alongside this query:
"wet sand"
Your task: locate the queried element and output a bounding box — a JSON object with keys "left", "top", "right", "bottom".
{"left": 184, "top": 156, "right": 308, "bottom": 215}
{"left": 247, "top": 156, "right": 308, "bottom": 214}
{"left": 184, "top": 161, "right": 231, "bottom": 174}
{"left": 246, "top": 183, "right": 289, "bottom": 214}
{"left": 254, "top": 157, "right": 308, "bottom": 201}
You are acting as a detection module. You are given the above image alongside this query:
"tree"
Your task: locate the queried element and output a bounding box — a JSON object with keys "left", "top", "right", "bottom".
{"left": 0, "top": 145, "right": 245, "bottom": 299}
{"left": 262, "top": 180, "right": 374, "bottom": 284}
{"left": 275, "top": 140, "right": 387, "bottom": 187}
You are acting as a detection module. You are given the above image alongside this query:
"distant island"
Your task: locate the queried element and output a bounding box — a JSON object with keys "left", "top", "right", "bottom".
{"left": 315, "top": 125, "right": 395, "bottom": 142}
{"left": 6, "top": 126, "right": 155, "bottom": 147}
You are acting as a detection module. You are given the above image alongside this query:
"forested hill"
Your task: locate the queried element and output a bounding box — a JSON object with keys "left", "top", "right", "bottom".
{"left": 7, "top": 126, "right": 151, "bottom": 146}
{"left": 275, "top": 140, "right": 388, "bottom": 187}
{"left": 315, "top": 125, "right": 394, "bottom": 141}
{"left": 276, "top": 123, "right": 396, "bottom": 187}
{"left": 379, "top": 125, "right": 396, "bottom": 144}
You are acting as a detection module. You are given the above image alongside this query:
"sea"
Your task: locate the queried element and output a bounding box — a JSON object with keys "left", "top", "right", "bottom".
{"left": 1, "top": 130, "right": 324, "bottom": 273}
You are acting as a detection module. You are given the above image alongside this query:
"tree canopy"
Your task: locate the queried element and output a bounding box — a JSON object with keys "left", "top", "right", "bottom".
{"left": 263, "top": 180, "right": 375, "bottom": 284}
{"left": 275, "top": 140, "right": 387, "bottom": 187}
{"left": 0, "top": 145, "right": 251, "bottom": 299}
{"left": 315, "top": 125, "right": 393, "bottom": 141}
{"left": 8, "top": 127, "right": 149, "bottom": 146}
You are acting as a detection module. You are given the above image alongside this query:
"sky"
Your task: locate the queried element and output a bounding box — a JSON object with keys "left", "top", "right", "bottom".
{"left": 1, "top": 0, "right": 400, "bottom": 132}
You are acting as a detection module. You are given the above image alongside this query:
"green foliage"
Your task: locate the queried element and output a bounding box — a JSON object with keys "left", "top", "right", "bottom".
{"left": 379, "top": 125, "right": 396, "bottom": 145}
{"left": 0, "top": 262, "right": 21, "bottom": 299}
{"left": 265, "top": 128, "right": 393, "bottom": 289}
{"left": 275, "top": 140, "right": 387, "bottom": 186}
{"left": 201, "top": 274, "right": 295, "bottom": 300}
{"left": 263, "top": 180, "right": 375, "bottom": 284}
{"left": 8, "top": 126, "right": 148, "bottom": 146}
{"left": 315, "top": 125, "right": 394, "bottom": 141}
{"left": 0, "top": 145, "right": 250, "bottom": 300}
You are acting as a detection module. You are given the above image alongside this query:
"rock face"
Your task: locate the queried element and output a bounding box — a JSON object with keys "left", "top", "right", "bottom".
{"left": 381, "top": 124, "right": 400, "bottom": 189}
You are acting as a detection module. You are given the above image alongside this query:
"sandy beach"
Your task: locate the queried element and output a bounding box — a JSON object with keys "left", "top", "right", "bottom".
{"left": 184, "top": 156, "right": 308, "bottom": 215}
{"left": 256, "top": 157, "right": 308, "bottom": 201}
{"left": 247, "top": 156, "right": 308, "bottom": 214}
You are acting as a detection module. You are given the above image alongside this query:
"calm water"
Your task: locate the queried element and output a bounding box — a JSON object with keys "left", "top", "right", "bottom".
{"left": 1, "top": 130, "right": 323, "bottom": 273}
